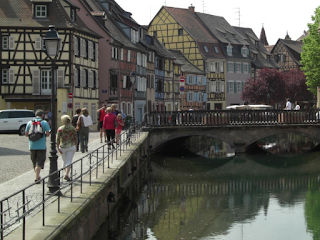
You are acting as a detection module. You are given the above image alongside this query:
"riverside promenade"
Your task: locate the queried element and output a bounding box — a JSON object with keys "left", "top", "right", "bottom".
{"left": 0, "top": 130, "right": 148, "bottom": 239}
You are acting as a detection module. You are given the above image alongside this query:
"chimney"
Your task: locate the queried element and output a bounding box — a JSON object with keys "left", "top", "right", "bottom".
{"left": 189, "top": 4, "right": 195, "bottom": 14}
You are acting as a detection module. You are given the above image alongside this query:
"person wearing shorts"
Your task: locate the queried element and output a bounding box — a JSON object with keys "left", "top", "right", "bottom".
{"left": 25, "top": 109, "right": 50, "bottom": 183}
{"left": 97, "top": 104, "right": 106, "bottom": 143}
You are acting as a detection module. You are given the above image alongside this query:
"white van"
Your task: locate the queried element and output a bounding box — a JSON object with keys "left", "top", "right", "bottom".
{"left": 0, "top": 109, "right": 35, "bottom": 135}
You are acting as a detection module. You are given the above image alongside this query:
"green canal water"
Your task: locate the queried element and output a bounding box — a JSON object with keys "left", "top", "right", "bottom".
{"left": 94, "top": 134, "right": 320, "bottom": 240}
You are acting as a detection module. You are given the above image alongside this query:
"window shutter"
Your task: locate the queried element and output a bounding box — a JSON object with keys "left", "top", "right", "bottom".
{"left": 127, "top": 50, "right": 131, "bottom": 62}
{"left": 187, "top": 92, "right": 190, "bottom": 102}
{"left": 221, "top": 82, "right": 224, "bottom": 92}
{"left": 234, "top": 82, "right": 237, "bottom": 93}
{"left": 95, "top": 43, "right": 98, "bottom": 59}
{"left": 95, "top": 71, "right": 99, "bottom": 88}
{"left": 35, "top": 37, "right": 42, "bottom": 50}
{"left": 213, "top": 82, "right": 216, "bottom": 92}
{"left": 203, "top": 76, "right": 206, "bottom": 86}
{"left": 186, "top": 75, "right": 190, "bottom": 85}
{"left": 57, "top": 69, "right": 64, "bottom": 88}
{"left": 88, "top": 71, "right": 93, "bottom": 87}
{"left": 80, "top": 70, "right": 84, "bottom": 87}
{"left": 8, "top": 69, "right": 14, "bottom": 83}
{"left": 227, "top": 62, "right": 229, "bottom": 72}
{"left": 120, "top": 48, "right": 123, "bottom": 61}
{"left": 241, "top": 63, "right": 244, "bottom": 73}
{"left": 9, "top": 36, "right": 14, "bottom": 50}
{"left": 74, "top": 68, "right": 78, "bottom": 87}
{"left": 241, "top": 81, "right": 244, "bottom": 91}
{"left": 74, "top": 36, "right": 78, "bottom": 56}
{"left": 32, "top": 69, "right": 40, "bottom": 95}
{"left": 193, "top": 75, "right": 197, "bottom": 85}
{"left": 123, "top": 76, "right": 127, "bottom": 88}
{"left": 227, "top": 82, "right": 229, "bottom": 93}
{"left": 204, "top": 93, "right": 207, "bottom": 102}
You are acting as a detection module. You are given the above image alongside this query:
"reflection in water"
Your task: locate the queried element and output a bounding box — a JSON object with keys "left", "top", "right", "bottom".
{"left": 257, "top": 133, "right": 318, "bottom": 155}
{"left": 94, "top": 138, "right": 320, "bottom": 239}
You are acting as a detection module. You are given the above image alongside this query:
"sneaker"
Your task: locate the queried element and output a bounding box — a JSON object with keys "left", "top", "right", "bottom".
{"left": 64, "top": 175, "right": 72, "bottom": 181}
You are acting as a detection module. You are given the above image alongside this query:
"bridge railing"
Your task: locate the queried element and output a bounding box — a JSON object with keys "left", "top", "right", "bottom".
{"left": 145, "top": 109, "right": 320, "bottom": 127}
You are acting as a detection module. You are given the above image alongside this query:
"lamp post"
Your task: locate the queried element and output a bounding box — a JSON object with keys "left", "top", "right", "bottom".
{"left": 267, "top": 93, "right": 271, "bottom": 105}
{"left": 43, "top": 25, "right": 61, "bottom": 195}
{"left": 130, "top": 71, "right": 136, "bottom": 133}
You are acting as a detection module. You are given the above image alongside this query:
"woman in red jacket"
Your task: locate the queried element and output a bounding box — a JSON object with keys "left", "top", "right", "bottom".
{"left": 102, "top": 107, "right": 116, "bottom": 149}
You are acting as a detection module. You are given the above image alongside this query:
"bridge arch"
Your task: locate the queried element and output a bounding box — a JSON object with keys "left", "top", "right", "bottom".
{"left": 144, "top": 125, "right": 320, "bottom": 153}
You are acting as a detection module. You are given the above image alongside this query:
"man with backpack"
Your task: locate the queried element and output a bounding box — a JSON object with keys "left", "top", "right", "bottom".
{"left": 25, "top": 109, "right": 51, "bottom": 183}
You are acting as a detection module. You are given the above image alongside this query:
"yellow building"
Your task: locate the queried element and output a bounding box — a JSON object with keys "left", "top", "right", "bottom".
{"left": 148, "top": 5, "right": 227, "bottom": 110}
{"left": 0, "top": 0, "right": 100, "bottom": 128}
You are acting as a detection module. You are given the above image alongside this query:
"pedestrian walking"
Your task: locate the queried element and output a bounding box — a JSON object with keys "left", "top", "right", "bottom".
{"left": 77, "top": 108, "right": 93, "bottom": 153}
{"left": 284, "top": 98, "right": 292, "bottom": 110}
{"left": 97, "top": 104, "right": 107, "bottom": 143}
{"left": 57, "top": 115, "right": 77, "bottom": 181}
{"left": 103, "top": 107, "right": 116, "bottom": 149}
{"left": 72, "top": 108, "right": 81, "bottom": 151}
{"left": 111, "top": 104, "right": 119, "bottom": 116}
{"left": 25, "top": 109, "right": 51, "bottom": 183}
{"left": 294, "top": 101, "right": 300, "bottom": 110}
{"left": 115, "top": 113, "right": 125, "bottom": 145}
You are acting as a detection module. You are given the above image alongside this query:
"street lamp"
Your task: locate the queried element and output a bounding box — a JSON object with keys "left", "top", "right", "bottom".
{"left": 130, "top": 71, "right": 136, "bottom": 133}
{"left": 267, "top": 93, "right": 271, "bottom": 105}
{"left": 43, "top": 25, "right": 61, "bottom": 195}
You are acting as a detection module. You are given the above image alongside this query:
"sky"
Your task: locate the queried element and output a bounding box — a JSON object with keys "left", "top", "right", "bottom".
{"left": 115, "top": 0, "right": 320, "bottom": 45}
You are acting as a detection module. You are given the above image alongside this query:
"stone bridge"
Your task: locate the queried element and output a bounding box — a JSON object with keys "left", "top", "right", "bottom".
{"left": 142, "top": 109, "right": 320, "bottom": 153}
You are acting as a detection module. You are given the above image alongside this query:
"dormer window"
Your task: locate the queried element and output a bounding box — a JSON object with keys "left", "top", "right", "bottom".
{"left": 70, "top": 9, "right": 75, "bottom": 22}
{"left": 253, "top": 54, "right": 257, "bottom": 60}
{"left": 241, "top": 45, "right": 248, "bottom": 57}
{"left": 203, "top": 45, "right": 209, "bottom": 53}
{"left": 267, "top": 55, "right": 270, "bottom": 61}
{"left": 214, "top": 46, "right": 219, "bottom": 54}
{"left": 35, "top": 5, "right": 47, "bottom": 18}
{"left": 255, "top": 41, "right": 258, "bottom": 46}
{"left": 231, "top": 34, "right": 236, "bottom": 39}
{"left": 227, "top": 44, "right": 233, "bottom": 56}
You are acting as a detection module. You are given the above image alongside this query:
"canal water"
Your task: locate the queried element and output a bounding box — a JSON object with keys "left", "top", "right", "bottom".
{"left": 94, "top": 134, "right": 320, "bottom": 240}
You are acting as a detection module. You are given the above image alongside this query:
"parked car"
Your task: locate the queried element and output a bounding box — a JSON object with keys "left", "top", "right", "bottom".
{"left": 0, "top": 109, "right": 35, "bottom": 135}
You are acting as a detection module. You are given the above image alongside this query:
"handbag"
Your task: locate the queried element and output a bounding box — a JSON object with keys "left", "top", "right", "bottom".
{"left": 114, "top": 116, "right": 118, "bottom": 128}
{"left": 76, "top": 116, "right": 81, "bottom": 131}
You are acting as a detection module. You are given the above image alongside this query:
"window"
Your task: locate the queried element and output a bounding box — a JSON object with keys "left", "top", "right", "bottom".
{"left": 120, "top": 48, "right": 124, "bottom": 61}
{"left": 198, "top": 76, "right": 203, "bottom": 85}
{"left": 228, "top": 62, "right": 234, "bottom": 73}
{"left": 215, "top": 81, "right": 221, "bottom": 92}
{"left": 112, "top": 47, "right": 118, "bottom": 59}
{"left": 187, "top": 91, "right": 194, "bottom": 102}
{"left": 236, "top": 62, "right": 241, "bottom": 73}
{"left": 71, "top": 9, "right": 75, "bottom": 22}
{"left": 41, "top": 70, "right": 51, "bottom": 95}
{"left": 253, "top": 54, "right": 257, "bottom": 60}
{"left": 80, "top": 38, "right": 87, "bottom": 58}
{"left": 228, "top": 80, "right": 234, "bottom": 93}
{"left": 2, "top": 36, "right": 8, "bottom": 49}
{"left": 110, "top": 74, "right": 117, "bottom": 90}
{"left": 236, "top": 81, "right": 242, "bottom": 93}
{"left": 243, "top": 63, "right": 248, "bottom": 73}
{"left": 88, "top": 41, "right": 93, "bottom": 59}
{"left": 214, "top": 46, "right": 219, "bottom": 53}
{"left": 35, "top": 5, "right": 47, "bottom": 18}
{"left": 2, "top": 36, "right": 14, "bottom": 50}
{"left": 241, "top": 45, "right": 248, "bottom": 57}
{"left": 227, "top": 44, "right": 233, "bottom": 56}
{"left": 153, "top": 31, "right": 157, "bottom": 37}
{"left": 148, "top": 51, "right": 154, "bottom": 63}
{"left": 267, "top": 55, "right": 270, "bottom": 61}
{"left": 178, "top": 29, "right": 183, "bottom": 35}
{"left": 203, "top": 45, "right": 209, "bottom": 53}
{"left": 215, "top": 62, "right": 223, "bottom": 73}
{"left": 275, "top": 54, "right": 286, "bottom": 62}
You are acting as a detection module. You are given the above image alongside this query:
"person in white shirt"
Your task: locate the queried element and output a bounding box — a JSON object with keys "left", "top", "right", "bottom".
{"left": 284, "top": 98, "right": 292, "bottom": 110}
{"left": 293, "top": 101, "right": 300, "bottom": 110}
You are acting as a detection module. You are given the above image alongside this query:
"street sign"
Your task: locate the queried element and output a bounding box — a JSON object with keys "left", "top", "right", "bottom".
{"left": 68, "top": 93, "right": 73, "bottom": 99}
{"left": 67, "top": 103, "right": 73, "bottom": 109}
{"left": 180, "top": 86, "right": 185, "bottom": 92}
{"left": 179, "top": 76, "right": 185, "bottom": 82}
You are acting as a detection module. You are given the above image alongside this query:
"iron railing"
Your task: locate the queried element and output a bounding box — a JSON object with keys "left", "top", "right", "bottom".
{"left": 144, "top": 109, "right": 320, "bottom": 127}
{"left": 0, "top": 124, "right": 143, "bottom": 240}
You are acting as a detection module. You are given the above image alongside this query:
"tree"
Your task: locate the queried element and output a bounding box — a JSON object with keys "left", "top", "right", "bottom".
{"left": 301, "top": 6, "right": 320, "bottom": 95}
{"left": 241, "top": 68, "right": 286, "bottom": 105}
{"left": 283, "top": 68, "right": 314, "bottom": 102}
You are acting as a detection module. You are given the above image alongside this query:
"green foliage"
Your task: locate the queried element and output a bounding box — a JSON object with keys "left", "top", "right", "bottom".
{"left": 305, "top": 190, "right": 320, "bottom": 240}
{"left": 301, "top": 6, "right": 320, "bottom": 95}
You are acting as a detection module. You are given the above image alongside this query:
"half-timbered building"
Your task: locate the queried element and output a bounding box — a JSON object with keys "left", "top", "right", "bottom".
{"left": 148, "top": 5, "right": 226, "bottom": 110}
{"left": 93, "top": 0, "right": 148, "bottom": 123}
{"left": 271, "top": 34, "right": 303, "bottom": 72}
{"left": 0, "top": 0, "right": 100, "bottom": 128}
{"left": 169, "top": 50, "right": 206, "bottom": 110}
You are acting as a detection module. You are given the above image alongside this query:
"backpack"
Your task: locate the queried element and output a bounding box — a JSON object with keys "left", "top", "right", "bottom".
{"left": 28, "top": 120, "right": 44, "bottom": 141}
